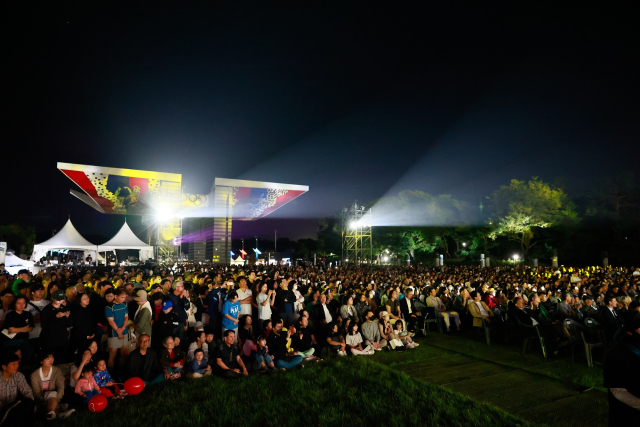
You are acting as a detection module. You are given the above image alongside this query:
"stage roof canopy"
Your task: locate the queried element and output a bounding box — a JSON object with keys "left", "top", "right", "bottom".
{"left": 98, "top": 220, "right": 151, "bottom": 251}
{"left": 31, "top": 218, "right": 96, "bottom": 261}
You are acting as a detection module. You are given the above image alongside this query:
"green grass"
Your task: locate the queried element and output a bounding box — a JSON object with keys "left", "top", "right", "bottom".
{"left": 41, "top": 357, "right": 532, "bottom": 427}
{"left": 393, "top": 332, "right": 605, "bottom": 391}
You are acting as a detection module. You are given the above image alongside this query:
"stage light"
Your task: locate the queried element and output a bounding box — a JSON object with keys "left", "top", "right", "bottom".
{"left": 462, "top": 242, "right": 466, "bottom": 247}
{"left": 349, "top": 222, "right": 357, "bottom": 229}
{"left": 155, "top": 208, "right": 174, "bottom": 222}
{"left": 513, "top": 254, "right": 519, "bottom": 260}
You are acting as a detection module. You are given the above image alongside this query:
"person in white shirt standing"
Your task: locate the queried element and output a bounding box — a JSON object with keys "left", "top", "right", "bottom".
{"left": 256, "top": 282, "right": 275, "bottom": 325}
{"left": 236, "top": 277, "right": 254, "bottom": 318}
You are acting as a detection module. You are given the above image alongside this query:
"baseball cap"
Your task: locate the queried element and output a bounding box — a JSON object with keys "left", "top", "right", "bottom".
{"left": 194, "top": 321, "right": 204, "bottom": 329}
{"left": 133, "top": 289, "right": 148, "bottom": 302}
{"left": 162, "top": 300, "right": 173, "bottom": 310}
{"left": 51, "top": 290, "right": 66, "bottom": 301}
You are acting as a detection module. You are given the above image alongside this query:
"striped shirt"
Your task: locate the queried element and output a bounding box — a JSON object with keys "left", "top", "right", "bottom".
{"left": 0, "top": 372, "right": 33, "bottom": 411}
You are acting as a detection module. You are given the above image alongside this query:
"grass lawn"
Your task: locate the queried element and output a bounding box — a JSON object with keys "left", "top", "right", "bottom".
{"left": 388, "top": 332, "right": 605, "bottom": 391}
{"left": 40, "top": 356, "right": 532, "bottom": 427}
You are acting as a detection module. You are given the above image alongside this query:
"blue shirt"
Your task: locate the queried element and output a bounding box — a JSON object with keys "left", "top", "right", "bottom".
{"left": 221, "top": 300, "right": 240, "bottom": 330}
{"left": 105, "top": 303, "right": 128, "bottom": 338}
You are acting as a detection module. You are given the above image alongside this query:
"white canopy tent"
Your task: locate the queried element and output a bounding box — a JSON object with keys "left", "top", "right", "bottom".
{"left": 31, "top": 219, "right": 98, "bottom": 263}
{"left": 98, "top": 220, "right": 154, "bottom": 262}
{"left": 4, "top": 254, "right": 35, "bottom": 275}
{"left": 230, "top": 255, "right": 246, "bottom": 266}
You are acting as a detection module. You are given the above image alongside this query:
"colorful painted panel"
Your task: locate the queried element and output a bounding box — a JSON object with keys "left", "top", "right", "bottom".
{"left": 58, "top": 163, "right": 182, "bottom": 215}
{"left": 214, "top": 178, "right": 308, "bottom": 221}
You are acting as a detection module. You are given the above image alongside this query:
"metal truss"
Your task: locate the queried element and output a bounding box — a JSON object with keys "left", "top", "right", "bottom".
{"left": 341, "top": 202, "right": 372, "bottom": 266}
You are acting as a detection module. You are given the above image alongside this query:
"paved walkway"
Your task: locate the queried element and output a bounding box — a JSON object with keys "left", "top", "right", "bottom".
{"left": 392, "top": 345, "right": 608, "bottom": 427}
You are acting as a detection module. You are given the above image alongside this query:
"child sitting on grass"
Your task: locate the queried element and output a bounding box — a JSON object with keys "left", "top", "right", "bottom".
{"left": 75, "top": 365, "right": 102, "bottom": 404}
{"left": 393, "top": 320, "right": 419, "bottom": 349}
{"left": 186, "top": 349, "right": 212, "bottom": 378}
{"left": 94, "top": 358, "right": 125, "bottom": 399}
{"left": 251, "top": 335, "right": 275, "bottom": 372}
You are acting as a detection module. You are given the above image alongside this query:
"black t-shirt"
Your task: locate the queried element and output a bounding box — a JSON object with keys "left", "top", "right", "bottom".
{"left": 292, "top": 329, "right": 312, "bottom": 352}
{"left": 135, "top": 352, "right": 148, "bottom": 379}
{"left": 4, "top": 310, "right": 34, "bottom": 341}
{"left": 266, "top": 331, "right": 288, "bottom": 360}
{"left": 215, "top": 343, "right": 239, "bottom": 370}
{"left": 603, "top": 341, "right": 640, "bottom": 426}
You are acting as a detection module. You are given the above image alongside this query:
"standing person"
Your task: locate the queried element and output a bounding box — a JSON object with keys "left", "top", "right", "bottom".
{"left": 603, "top": 315, "right": 640, "bottom": 426}
{"left": 275, "top": 279, "right": 293, "bottom": 326}
{"left": 256, "top": 283, "right": 275, "bottom": 326}
{"left": 25, "top": 283, "right": 48, "bottom": 362}
{"left": 166, "top": 281, "right": 189, "bottom": 344}
{"left": 105, "top": 288, "right": 129, "bottom": 372}
{"left": 39, "top": 290, "right": 72, "bottom": 364}
{"left": 2, "top": 296, "right": 34, "bottom": 359}
{"left": 11, "top": 270, "right": 31, "bottom": 296}
{"left": 131, "top": 289, "right": 152, "bottom": 341}
{"left": 207, "top": 280, "right": 223, "bottom": 337}
{"left": 236, "top": 278, "right": 253, "bottom": 319}
{"left": 221, "top": 291, "right": 240, "bottom": 343}
{"left": 0, "top": 352, "right": 35, "bottom": 425}
{"left": 70, "top": 293, "right": 96, "bottom": 356}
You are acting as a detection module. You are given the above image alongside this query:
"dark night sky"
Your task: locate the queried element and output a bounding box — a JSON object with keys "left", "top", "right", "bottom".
{"left": 3, "top": 2, "right": 640, "bottom": 243}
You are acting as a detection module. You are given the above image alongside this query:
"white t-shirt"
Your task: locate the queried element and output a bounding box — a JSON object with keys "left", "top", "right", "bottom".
{"left": 322, "top": 304, "right": 333, "bottom": 323}
{"left": 346, "top": 332, "right": 363, "bottom": 347}
{"left": 257, "top": 293, "right": 272, "bottom": 320}
{"left": 236, "top": 288, "right": 253, "bottom": 317}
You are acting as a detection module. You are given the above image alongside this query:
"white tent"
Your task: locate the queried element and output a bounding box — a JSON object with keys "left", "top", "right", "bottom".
{"left": 31, "top": 219, "right": 97, "bottom": 263}
{"left": 4, "top": 254, "right": 35, "bottom": 275}
{"left": 230, "top": 255, "right": 246, "bottom": 266}
{"left": 97, "top": 220, "right": 154, "bottom": 261}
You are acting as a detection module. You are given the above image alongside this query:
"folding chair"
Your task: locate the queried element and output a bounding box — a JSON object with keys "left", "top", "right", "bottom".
{"left": 517, "top": 319, "right": 547, "bottom": 358}
{"left": 581, "top": 317, "right": 606, "bottom": 367}
{"left": 423, "top": 306, "right": 443, "bottom": 334}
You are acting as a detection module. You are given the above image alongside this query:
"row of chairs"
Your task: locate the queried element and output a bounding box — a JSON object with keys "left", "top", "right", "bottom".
{"left": 421, "top": 307, "right": 608, "bottom": 367}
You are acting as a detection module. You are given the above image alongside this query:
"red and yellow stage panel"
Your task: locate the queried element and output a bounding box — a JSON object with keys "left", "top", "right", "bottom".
{"left": 57, "top": 163, "right": 182, "bottom": 215}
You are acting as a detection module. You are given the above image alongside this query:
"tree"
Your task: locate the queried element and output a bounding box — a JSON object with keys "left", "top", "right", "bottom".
{"left": 316, "top": 217, "right": 341, "bottom": 257}
{"left": 0, "top": 224, "right": 36, "bottom": 256}
{"left": 586, "top": 172, "right": 640, "bottom": 222}
{"left": 488, "top": 177, "right": 578, "bottom": 257}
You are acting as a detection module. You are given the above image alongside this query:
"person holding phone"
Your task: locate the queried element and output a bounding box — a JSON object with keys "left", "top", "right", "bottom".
{"left": 221, "top": 291, "right": 240, "bottom": 343}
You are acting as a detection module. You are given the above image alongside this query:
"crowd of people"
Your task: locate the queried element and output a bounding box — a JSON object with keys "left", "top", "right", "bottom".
{"left": 0, "top": 260, "right": 639, "bottom": 424}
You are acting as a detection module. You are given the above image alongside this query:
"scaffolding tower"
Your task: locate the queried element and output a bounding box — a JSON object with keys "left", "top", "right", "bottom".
{"left": 341, "top": 202, "right": 372, "bottom": 266}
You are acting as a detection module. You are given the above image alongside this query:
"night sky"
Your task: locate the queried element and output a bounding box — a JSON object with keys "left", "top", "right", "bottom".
{"left": 4, "top": 2, "right": 639, "bottom": 243}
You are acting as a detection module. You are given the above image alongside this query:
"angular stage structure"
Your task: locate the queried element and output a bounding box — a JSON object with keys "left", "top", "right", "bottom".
{"left": 57, "top": 163, "right": 308, "bottom": 263}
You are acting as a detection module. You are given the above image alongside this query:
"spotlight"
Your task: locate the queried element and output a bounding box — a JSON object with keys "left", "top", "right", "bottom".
{"left": 513, "top": 254, "right": 519, "bottom": 260}
{"left": 349, "top": 222, "right": 357, "bottom": 229}
{"left": 155, "top": 209, "right": 174, "bottom": 222}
